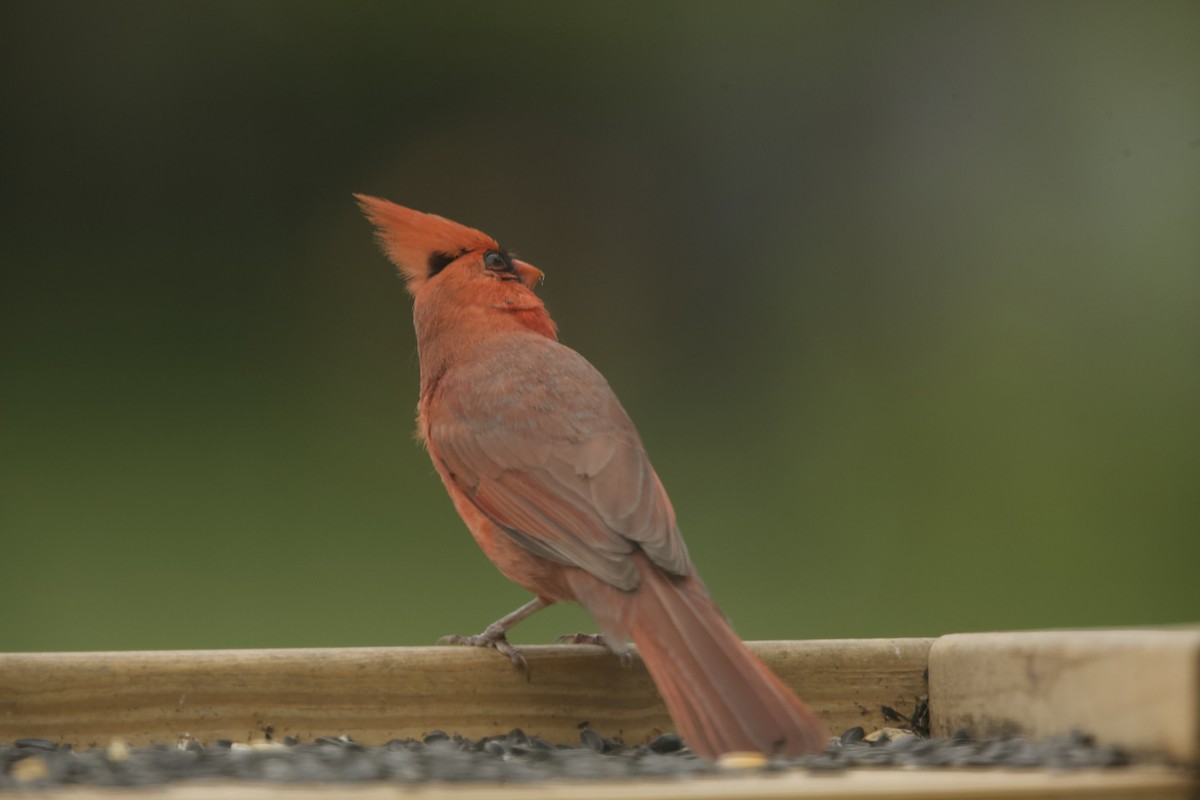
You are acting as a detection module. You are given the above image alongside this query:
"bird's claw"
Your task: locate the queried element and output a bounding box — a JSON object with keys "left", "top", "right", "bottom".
{"left": 556, "top": 632, "right": 634, "bottom": 667}
{"left": 439, "top": 632, "right": 528, "bottom": 672}
{"left": 555, "top": 632, "right": 608, "bottom": 647}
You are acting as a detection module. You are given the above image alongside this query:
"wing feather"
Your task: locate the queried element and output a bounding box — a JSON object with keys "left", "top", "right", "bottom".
{"left": 427, "top": 335, "right": 690, "bottom": 591}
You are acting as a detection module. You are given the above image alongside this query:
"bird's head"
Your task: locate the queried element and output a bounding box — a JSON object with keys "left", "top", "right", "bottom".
{"left": 355, "top": 194, "right": 544, "bottom": 297}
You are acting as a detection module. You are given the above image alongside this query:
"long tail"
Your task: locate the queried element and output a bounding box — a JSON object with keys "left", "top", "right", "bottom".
{"left": 571, "top": 557, "right": 827, "bottom": 758}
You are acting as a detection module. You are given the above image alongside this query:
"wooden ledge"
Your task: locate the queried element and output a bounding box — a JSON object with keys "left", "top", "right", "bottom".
{"left": 0, "top": 639, "right": 932, "bottom": 749}
{"left": 5, "top": 631, "right": 1198, "bottom": 761}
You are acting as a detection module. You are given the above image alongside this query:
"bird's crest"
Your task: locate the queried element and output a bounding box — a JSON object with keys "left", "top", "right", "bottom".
{"left": 355, "top": 194, "right": 499, "bottom": 295}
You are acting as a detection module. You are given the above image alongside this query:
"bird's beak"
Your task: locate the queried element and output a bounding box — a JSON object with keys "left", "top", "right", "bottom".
{"left": 513, "top": 259, "right": 544, "bottom": 289}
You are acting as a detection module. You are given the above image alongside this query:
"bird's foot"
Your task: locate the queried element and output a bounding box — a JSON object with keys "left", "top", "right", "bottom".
{"left": 556, "top": 632, "right": 634, "bottom": 668}
{"left": 439, "top": 629, "right": 528, "bottom": 672}
{"left": 436, "top": 598, "right": 549, "bottom": 675}
{"left": 556, "top": 631, "right": 608, "bottom": 647}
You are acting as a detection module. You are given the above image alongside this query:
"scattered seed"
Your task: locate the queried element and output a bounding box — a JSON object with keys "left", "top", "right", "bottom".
{"left": 910, "top": 698, "right": 931, "bottom": 737}
{"left": 13, "top": 738, "right": 58, "bottom": 751}
{"left": 10, "top": 754, "right": 49, "bottom": 782}
{"left": 865, "top": 727, "right": 913, "bottom": 745}
{"left": 717, "top": 751, "right": 767, "bottom": 770}
{"left": 0, "top": 729, "right": 1138, "bottom": 789}
{"left": 580, "top": 727, "right": 605, "bottom": 753}
{"left": 648, "top": 733, "right": 683, "bottom": 753}
{"left": 250, "top": 740, "right": 286, "bottom": 751}
{"left": 105, "top": 740, "right": 130, "bottom": 762}
{"left": 839, "top": 726, "right": 866, "bottom": 744}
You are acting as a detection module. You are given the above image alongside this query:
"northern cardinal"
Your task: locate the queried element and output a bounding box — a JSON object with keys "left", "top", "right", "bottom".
{"left": 356, "top": 195, "right": 827, "bottom": 757}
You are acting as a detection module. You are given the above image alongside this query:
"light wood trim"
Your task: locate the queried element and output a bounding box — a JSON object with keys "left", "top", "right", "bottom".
{"left": 929, "top": 629, "right": 1200, "bottom": 763}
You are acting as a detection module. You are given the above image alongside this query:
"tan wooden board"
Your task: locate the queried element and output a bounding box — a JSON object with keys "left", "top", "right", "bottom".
{"left": 928, "top": 629, "right": 1200, "bottom": 764}
{"left": 10, "top": 767, "right": 1195, "bottom": 800}
{"left": 0, "top": 639, "right": 932, "bottom": 748}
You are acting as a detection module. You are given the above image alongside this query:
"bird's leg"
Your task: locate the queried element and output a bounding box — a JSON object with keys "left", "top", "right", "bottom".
{"left": 439, "top": 597, "right": 548, "bottom": 671}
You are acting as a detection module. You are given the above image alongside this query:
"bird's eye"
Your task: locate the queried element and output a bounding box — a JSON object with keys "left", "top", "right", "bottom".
{"left": 484, "top": 250, "right": 513, "bottom": 272}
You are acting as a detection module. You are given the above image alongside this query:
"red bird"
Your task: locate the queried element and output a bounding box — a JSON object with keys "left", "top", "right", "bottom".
{"left": 356, "top": 195, "right": 827, "bottom": 758}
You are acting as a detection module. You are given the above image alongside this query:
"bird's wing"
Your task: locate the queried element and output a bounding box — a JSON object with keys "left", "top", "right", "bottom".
{"left": 426, "top": 336, "right": 690, "bottom": 592}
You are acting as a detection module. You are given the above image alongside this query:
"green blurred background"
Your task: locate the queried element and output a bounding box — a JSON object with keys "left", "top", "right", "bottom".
{"left": 2, "top": 2, "right": 1197, "bottom": 653}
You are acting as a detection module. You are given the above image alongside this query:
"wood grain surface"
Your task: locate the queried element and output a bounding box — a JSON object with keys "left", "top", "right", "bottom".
{"left": 929, "top": 628, "right": 1200, "bottom": 763}
{"left": 0, "top": 639, "right": 932, "bottom": 748}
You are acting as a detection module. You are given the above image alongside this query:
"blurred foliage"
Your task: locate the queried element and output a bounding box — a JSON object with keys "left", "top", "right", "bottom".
{"left": 1, "top": 1, "right": 1197, "bottom": 652}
